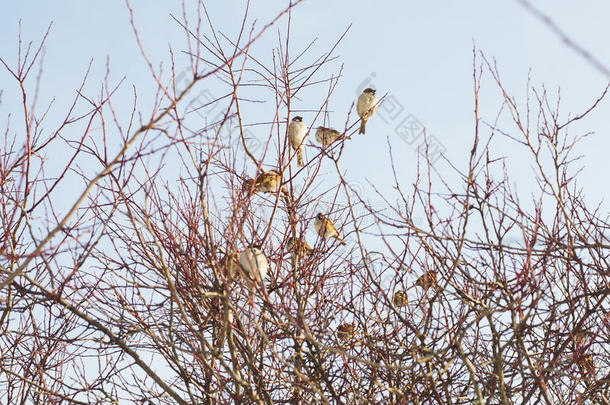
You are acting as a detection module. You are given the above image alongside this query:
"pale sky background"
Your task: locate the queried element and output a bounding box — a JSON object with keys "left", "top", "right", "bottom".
{"left": 2, "top": 1, "right": 610, "bottom": 216}
{"left": 2, "top": 3, "right": 609, "bottom": 400}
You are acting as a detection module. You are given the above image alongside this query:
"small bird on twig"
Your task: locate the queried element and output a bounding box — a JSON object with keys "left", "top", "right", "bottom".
{"left": 572, "top": 329, "right": 592, "bottom": 346}
{"left": 288, "top": 116, "right": 308, "bottom": 167}
{"left": 356, "top": 88, "right": 378, "bottom": 134}
{"left": 286, "top": 236, "right": 314, "bottom": 257}
{"left": 576, "top": 353, "right": 595, "bottom": 376}
{"left": 238, "top": 247, "right": 269, "bottom": 292}
{"left": 336, "top": 322, "right": 356, "bottom": 343}
{"left": 315, "top": 126, "right": 350, "bottom": 147}
{"left": 314, "top": 213, "right": 346, "bottom": 246}
{"left": 415, "top": 270, "right": 438, "bottom": 290}
{"left": 392, "top": 290, "right": 409, "bottom": 307}
{"left": 242, "top": 170, "right": 287, "bottom": 195}
{"left": 219, "top": 252, "right": 240, "bottom": 282}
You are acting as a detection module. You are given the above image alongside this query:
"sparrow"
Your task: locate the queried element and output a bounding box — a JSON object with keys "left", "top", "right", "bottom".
{"left": 243, "top": 170, "right": 287, "bottom": 195}
{"left": 314, "top": 213, "right": 346, "bottom": 245}
{"left": 392, "top": 290, "right": 409, "bottom": 307}
{"left": 238, "top": 247, "right": 269, "bottom": 289}
{"left": 356, "top": 88, "right": 378, "bottom": 134}
{"left": 576, "top": 353, "right": 595, "bottom": 376}
{"left": 415, "top": 270, "right": 438, "bottom": 290}
{"left": 573, "top": 329, "right": 592, "bottom": 345}
{"left": 288, "top": 116, "right": 308, "bottom": 167}
{"left": 286, "top": 236, "right": 314, "bottom": 257}
{"left": 219, "top": 252, "right": 240, "bottom": 282}
{"left": 411, "top": 343, "right": 434, "bottom": 363}
{"left": 315, "top": 126, "right": 351, "bottom": 147}
{"left": 336, "top": 322, "right": 356, "bottom": 343}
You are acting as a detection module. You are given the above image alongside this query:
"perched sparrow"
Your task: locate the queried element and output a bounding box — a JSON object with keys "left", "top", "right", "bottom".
{"left": 288, "top": 116, "right": 308, "bottom": 167}
{"left": 214, "top": 305, "right": 234, "bottom": 349}
{"left": 198, "top": 295, "right": 221, "bottom": 328}
{"left": 243, "top": 170, "right": 287, "bottom": 195}
{"left": 219, "top": 252, "right": 240, "bottom": 282}
{"left": 356, "top": 88, "right": 378, "bottom": 134}
{"left": 392, "top": 290, "right": 409, "bottom": 307}
{"left": 415, "top": 270, "right": 438, "bottom": 290}
{"left": 411, "top": 343, "right": 434, "bottom": 363}
{"left": 573, "top": 329, "right": 592, "bottom": 345}
{"left": 576, "top": 353, "right": 595, "bottom": 376}
{"left": 239, "top": 247, "right": 269, "bottom": 287}
{"left": 336, "top": 322, "right": 356, "bottom": 342}
{"left": 286, "top": 236, "right": 314, "bottom": 257}
{"left": 314, "top": 213, "right": 346, "bottom": 245}
{"left": 315, "top": 126, "right": 350, "bottom": 147}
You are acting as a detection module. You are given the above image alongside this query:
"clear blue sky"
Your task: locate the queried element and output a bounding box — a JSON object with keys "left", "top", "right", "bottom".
{"left": 2, "top": 1, "right": 610, "bottom": 207}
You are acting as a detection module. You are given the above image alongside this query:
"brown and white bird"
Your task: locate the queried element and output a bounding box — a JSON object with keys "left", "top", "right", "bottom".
{"left": 315, "top": 126, "right": 350, "bottom": 147}
{"left": 238, "top": 247, "right": 269, "bottom": 290}
{"left": 392, "top": 290, "right": 409, "bottom": 307}
{"left": 243, "top": 170, "right": 286, "bottom": 195}
{"left": 336, "top": 322, "right": 356, "bottom": 343}
{"left": 314, "top": 213, "right": 346, "bottom": 245}
{"left": 415, "top": 270, "right": 438, "bottom": 290}
{"left": 286, "top": 236, "right": 314, "bottom": 257}
{"left": 577, "top": 353, "right": 595, "bottom": 376}
{"left": 573, "top": 329, "right": 592, "bottom": 346}
{"left": 356, "top": 88, "right": 378, "bottom": 134}
{"left": 288, "top": 116, "right": 308, "bottom": 167}
{"left": 219, "top": 252, "right": 240, "bottom": 282}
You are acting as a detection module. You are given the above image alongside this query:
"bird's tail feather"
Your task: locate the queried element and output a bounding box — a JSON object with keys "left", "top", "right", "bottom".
{"left": 297, "top": 148, "right": 304, "bottom": 167}
{"left": 359, "top": 119, "right": 367, "bottom": 134}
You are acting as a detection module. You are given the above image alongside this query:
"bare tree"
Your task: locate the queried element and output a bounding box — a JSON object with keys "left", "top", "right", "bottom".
{"left": 1, "top": 2, "right": 609, "bottom": 404}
